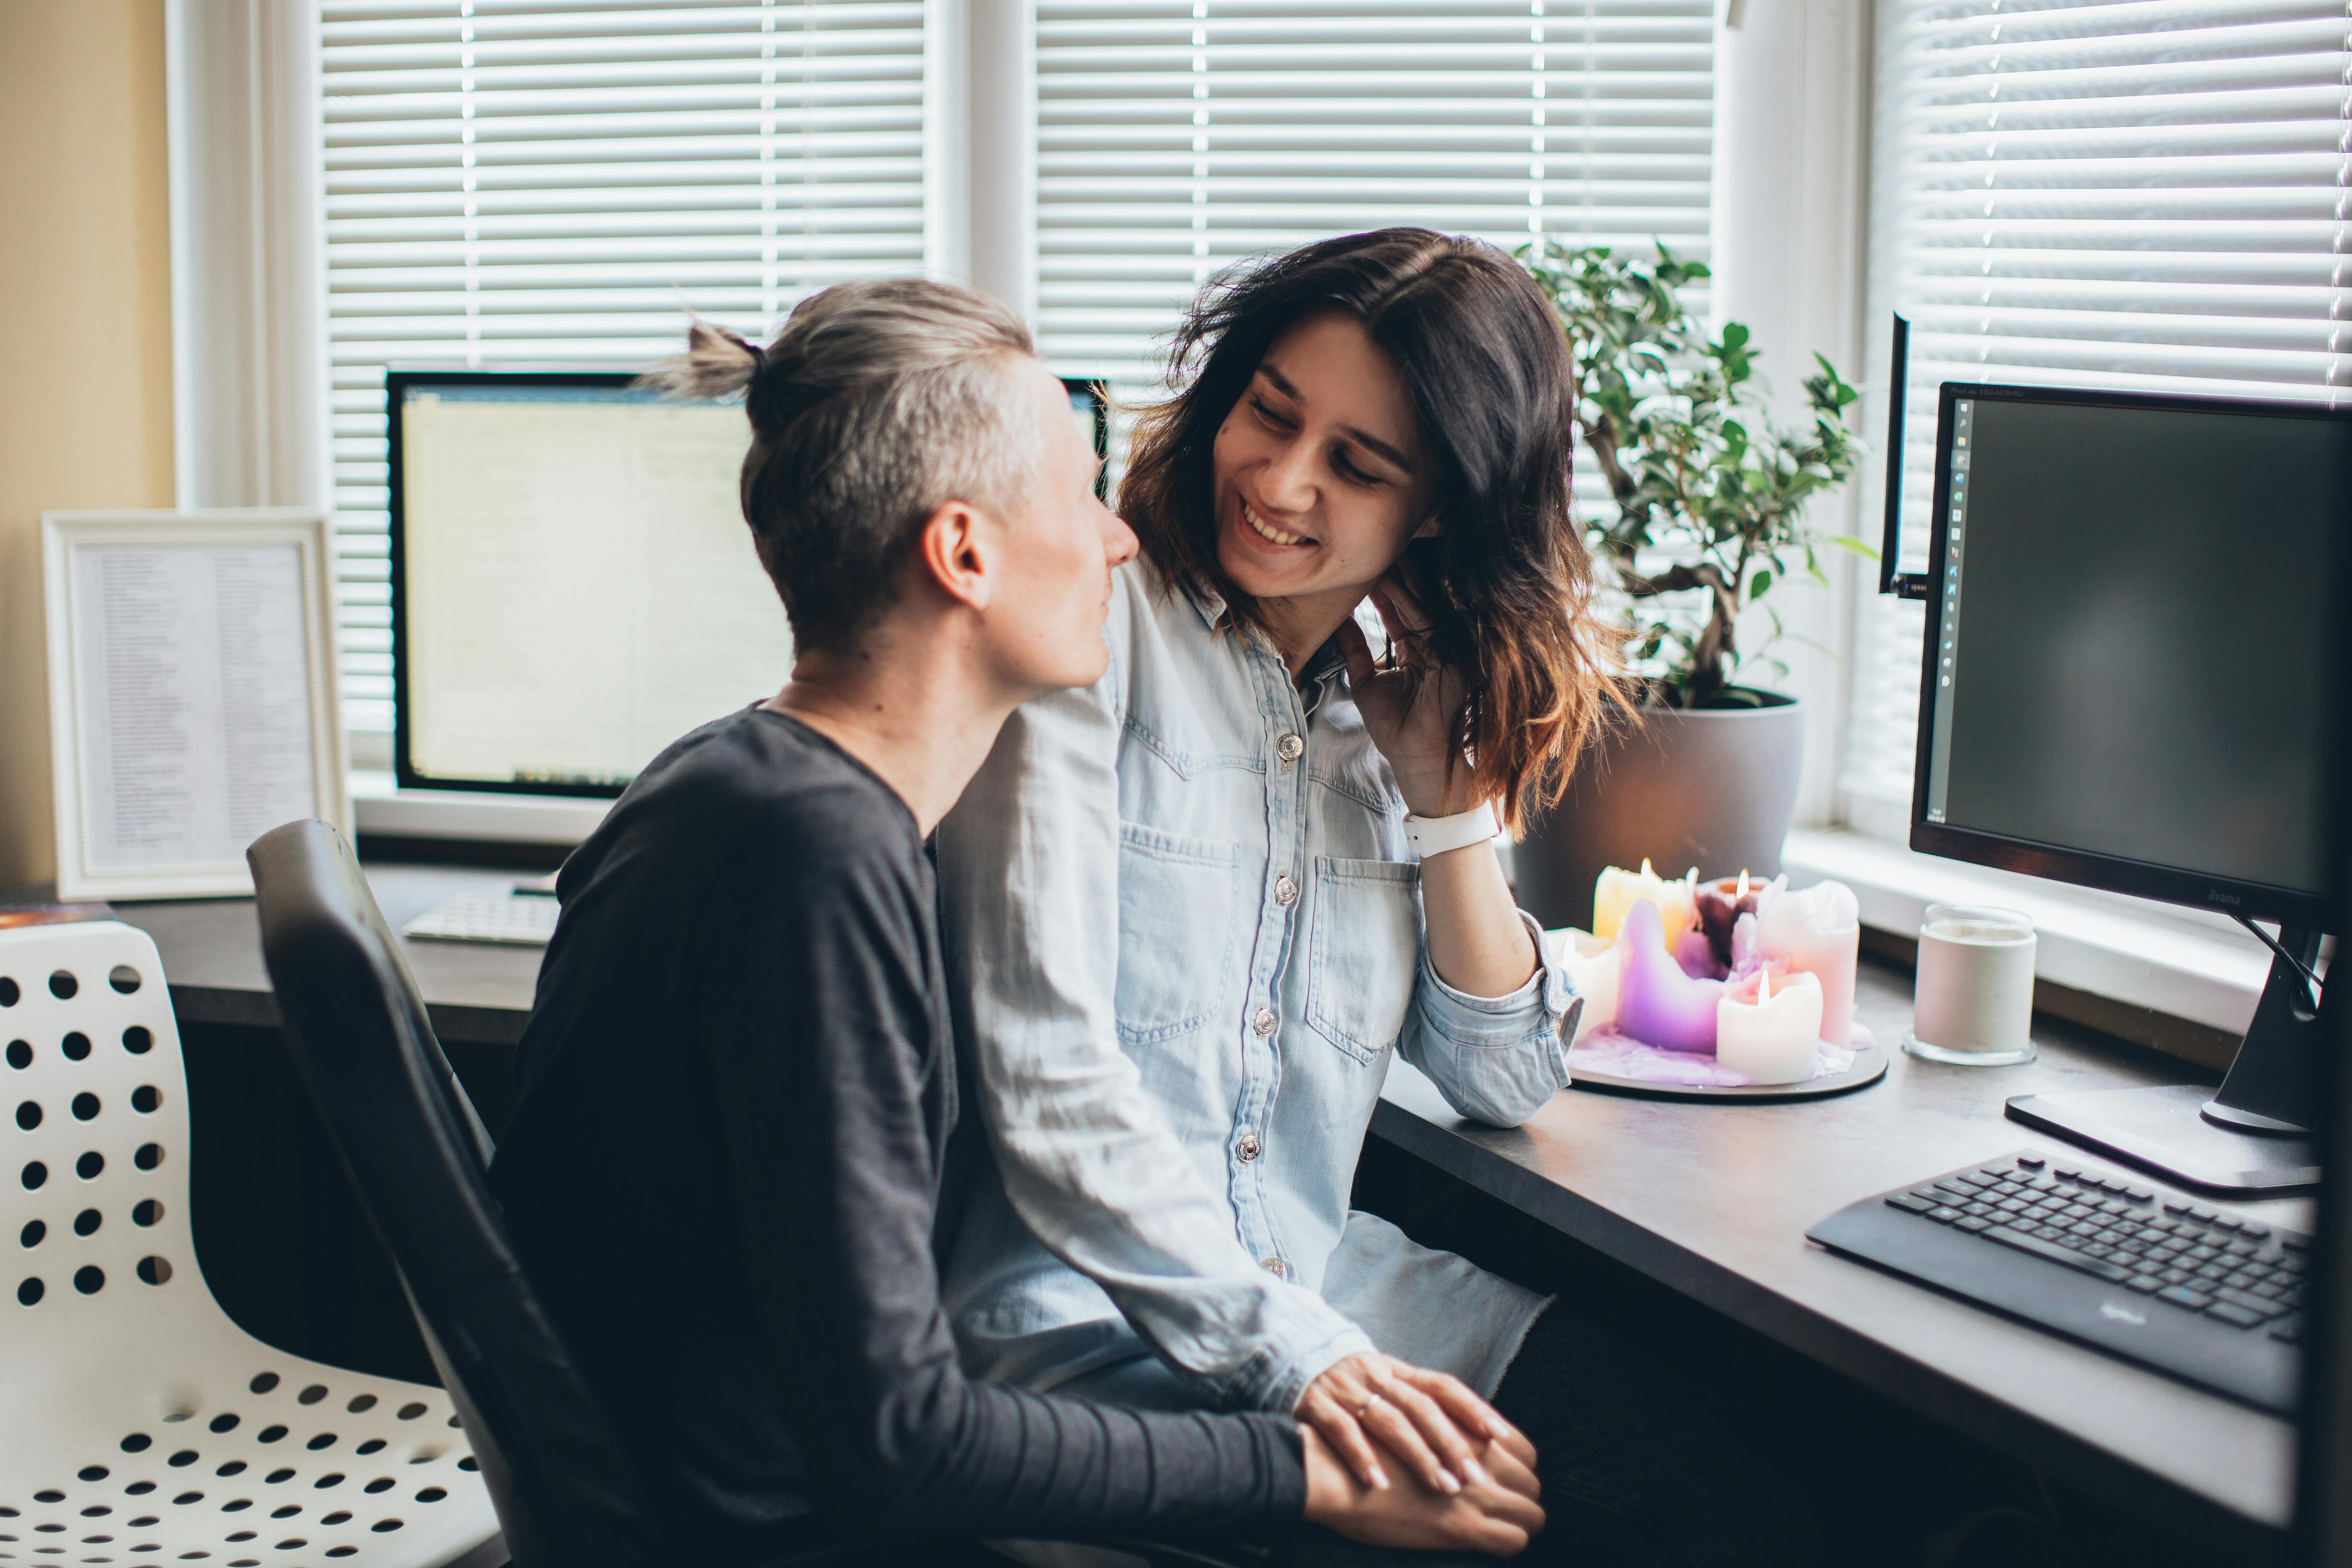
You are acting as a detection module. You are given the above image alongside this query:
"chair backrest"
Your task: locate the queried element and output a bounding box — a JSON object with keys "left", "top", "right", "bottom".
{"left": 247, "top": 820, "right": 660, "bottom": 1568}
{"left": 0, "top": 915, "right": 501, "bottom": 1565}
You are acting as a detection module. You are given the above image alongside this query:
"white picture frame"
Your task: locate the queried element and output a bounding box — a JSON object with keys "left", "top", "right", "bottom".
{"left": 42, "top": 509, "right": 351, "bottom": 901}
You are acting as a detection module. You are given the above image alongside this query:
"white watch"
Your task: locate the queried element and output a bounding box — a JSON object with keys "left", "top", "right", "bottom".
{"left": 1402, "top": 800, "right": 1498, "bottom": 860}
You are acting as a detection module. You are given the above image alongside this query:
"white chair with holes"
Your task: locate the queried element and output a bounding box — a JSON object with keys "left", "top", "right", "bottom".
{"left": 0, "top": 919, "right": 501, "bottom": 1568}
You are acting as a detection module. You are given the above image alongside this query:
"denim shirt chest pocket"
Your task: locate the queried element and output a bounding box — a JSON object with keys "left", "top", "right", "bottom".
{"left": 1115, "top": 822, "right": 1244, "bottom": 1045}
{"left": 1304, "top": 856, "right": 1422, "bottom": 1065}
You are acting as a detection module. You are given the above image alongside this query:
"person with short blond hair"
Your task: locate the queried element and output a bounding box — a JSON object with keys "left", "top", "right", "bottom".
{"left": 488, "top": 278, "right": 1544, "bottom": 1561}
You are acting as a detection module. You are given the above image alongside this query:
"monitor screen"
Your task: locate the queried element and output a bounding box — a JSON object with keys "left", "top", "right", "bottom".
{"left": 390, "top": 371, "right": 1108, "bottom": 797}
{"left": 1915, "top": 388, "right": 2352, "bottom": 918}
{"left": 392, "top": 378, "right": 792, "bottom": 793}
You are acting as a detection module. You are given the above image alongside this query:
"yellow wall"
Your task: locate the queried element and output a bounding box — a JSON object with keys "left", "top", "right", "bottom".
{"left": 0, "top": 0, "right": 176, "bottom": 889}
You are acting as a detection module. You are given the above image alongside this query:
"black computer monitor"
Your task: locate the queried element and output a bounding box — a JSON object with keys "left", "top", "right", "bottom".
{"left": 1906, "top": 381, "right": 2351, "bottom": 1193}
{"left": 387, "top": 366, "right": 1109, "bottom": 801}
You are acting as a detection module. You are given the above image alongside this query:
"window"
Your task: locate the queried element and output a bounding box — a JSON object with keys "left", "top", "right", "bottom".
{"left": 307, "top": 1, "right": 1703, "bottom": 742}
{"left": 1033, "top": 0, "right": 1716, "bottom": 390}
{"left": 1840, "top": 0, "right": 2352, "bottom": 832}
{"left": 319, "top": 1, "right": 927, "bottom": 733}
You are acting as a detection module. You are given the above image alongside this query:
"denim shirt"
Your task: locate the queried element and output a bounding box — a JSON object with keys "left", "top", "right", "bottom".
{"left": 934, "top": 559, "right": 1576, "bottom": 1415}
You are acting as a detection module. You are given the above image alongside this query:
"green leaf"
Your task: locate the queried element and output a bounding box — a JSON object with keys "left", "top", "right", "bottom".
{"left": 1822, "top": 534, "right": 1881, "bottom": 561}
{"left": 1526, "top": 238, "right": 1860, "bottom": 704}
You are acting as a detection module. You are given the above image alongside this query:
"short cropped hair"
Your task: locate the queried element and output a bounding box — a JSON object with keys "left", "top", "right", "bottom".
{"left": 641, "top": 279, "right": 1041, "bottom": 650}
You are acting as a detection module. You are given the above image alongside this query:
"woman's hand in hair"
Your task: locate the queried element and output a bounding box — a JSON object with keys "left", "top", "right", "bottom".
{"left": 1302, "top": 1419, "right": 1544, "bottom": 1556}
{"left": 1337, "top": 572, "right": 1479, "bottom": 817}
{"left": 1342, "top": 568, "right": 1541, "bottom": 999}
{"left": 1296, "top": 1351, "right": 1535, "bottom": 1499}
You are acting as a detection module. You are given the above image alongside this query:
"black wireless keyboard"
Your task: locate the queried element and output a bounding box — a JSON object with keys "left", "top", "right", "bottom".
{"left": 1808, "top": 1149, "right": 2308, "bottom": 1412}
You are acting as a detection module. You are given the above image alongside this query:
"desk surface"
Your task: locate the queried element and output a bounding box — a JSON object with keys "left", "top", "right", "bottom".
{"left": 118, "top": 864, "right": 545, "bottom": 1045}
{"left": 116, "top": 866, "right": 2297, "bottom": 1546}
{"left": 1375, "top": 962, "right": 2302, "bottom": 1551}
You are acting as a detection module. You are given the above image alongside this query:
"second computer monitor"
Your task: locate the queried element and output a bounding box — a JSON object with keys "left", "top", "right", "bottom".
{"left": 1912, "top": 383, "right": 2351, "bottom": 932}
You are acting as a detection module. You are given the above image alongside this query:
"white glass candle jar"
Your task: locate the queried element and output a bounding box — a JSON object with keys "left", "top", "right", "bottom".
{"left": 1904, "top": 903, "right": 2038, "bottom": 1067}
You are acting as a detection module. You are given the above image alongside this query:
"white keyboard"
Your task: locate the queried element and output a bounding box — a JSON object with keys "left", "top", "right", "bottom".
{"left": 401, "top": 891, "right": 563, "bottom": 947}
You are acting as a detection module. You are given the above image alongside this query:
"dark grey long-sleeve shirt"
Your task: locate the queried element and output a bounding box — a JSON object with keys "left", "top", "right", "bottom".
{"left": 491, "top": 706, "right": 1306, "bottom": 1561}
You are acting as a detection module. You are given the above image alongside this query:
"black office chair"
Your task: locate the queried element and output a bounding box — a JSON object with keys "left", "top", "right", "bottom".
{"left": 249, "top": 820, "right": 678, "bottom": 1568}
{"left": 247, "top": 820, "right": 1256, "bottom": 1568}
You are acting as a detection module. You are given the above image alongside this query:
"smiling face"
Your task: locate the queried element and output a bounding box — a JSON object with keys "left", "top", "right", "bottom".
{"left": 1210, "top": 311, "right": 1432, "bottom": 639}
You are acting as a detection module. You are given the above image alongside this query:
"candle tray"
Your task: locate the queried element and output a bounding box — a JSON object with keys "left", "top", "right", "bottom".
{"left": 1567, "top": 1044, "right": 1889, "bottom": 1103}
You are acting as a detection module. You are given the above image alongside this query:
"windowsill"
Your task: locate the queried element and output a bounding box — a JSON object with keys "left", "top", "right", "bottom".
{"left": 347, "top": 735, "right": 608, "bottom": 847}
{"left": 1783, "top": 827, "right": 2271, "bottom": 1072}
{"left": 350, "top": 769, "right": 610, "bottom": 847}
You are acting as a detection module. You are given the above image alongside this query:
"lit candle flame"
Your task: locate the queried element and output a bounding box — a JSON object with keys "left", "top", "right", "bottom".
{"left": 1759, "top": 969, "right": 1773, "bottom": 1004}
{"left": 1736, "top": 869, "right": 1750, "bottom": 900}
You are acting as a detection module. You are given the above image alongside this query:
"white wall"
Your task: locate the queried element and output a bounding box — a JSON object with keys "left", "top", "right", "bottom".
{"left": 1706, "top": 0, "right": 1874, "bottom": 828}
{"left": 167, "top": 0, "right": 332, "bottom": 513}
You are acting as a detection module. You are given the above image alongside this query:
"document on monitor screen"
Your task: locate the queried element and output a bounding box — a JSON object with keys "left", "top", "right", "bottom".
{"left": 399, "top": 390, "right": 793, "bottom": 788}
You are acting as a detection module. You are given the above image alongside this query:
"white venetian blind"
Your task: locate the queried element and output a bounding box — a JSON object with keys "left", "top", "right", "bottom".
{"left": 1840, "top": 0, "right": 2352, "bottom": 829}
{"left": 319, "top": 1, "right": 927, "bottom": 734}
{"left": 1033, "top": 0, "right": 1716, "bottom": 389}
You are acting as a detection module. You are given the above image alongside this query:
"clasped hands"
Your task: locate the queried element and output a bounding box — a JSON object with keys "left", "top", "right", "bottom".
{"left": 1297, "top": 1351, "right": 1544, "bottom": 1556}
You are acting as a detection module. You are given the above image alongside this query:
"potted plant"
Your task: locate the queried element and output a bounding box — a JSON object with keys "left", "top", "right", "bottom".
{"left": 1512, "top": 239, "right": 1866, "bottom": 931}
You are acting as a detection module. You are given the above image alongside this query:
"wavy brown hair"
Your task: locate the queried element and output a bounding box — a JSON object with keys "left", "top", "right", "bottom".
{"left": 1120, "top": 228, "right": 1630, "bottom": 832}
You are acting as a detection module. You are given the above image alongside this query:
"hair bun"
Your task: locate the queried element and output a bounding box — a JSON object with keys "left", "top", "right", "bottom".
{"left": 638, "top": 318, "right": 764, "bottom": 403}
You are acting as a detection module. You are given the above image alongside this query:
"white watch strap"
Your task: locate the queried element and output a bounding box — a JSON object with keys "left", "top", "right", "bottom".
{"left": 1403, "top": 801, "right": 1498, "bottom": 859}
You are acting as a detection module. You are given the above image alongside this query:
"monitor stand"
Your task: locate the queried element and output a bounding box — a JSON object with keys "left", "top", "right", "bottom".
{"left": 2006, "top": 931, "right": 2326, "bottom": 1195}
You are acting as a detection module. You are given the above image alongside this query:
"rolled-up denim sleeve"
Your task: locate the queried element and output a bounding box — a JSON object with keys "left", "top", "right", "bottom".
{"left": 935, "top": 600, "right": 1374, "bottom": 1415}
{"left": 1396, "top": 909, "right": 1578, "bottom": 1128}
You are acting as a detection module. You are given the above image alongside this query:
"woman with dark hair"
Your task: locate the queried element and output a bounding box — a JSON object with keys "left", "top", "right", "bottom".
{"left": 937, "top": 231, "right": 1809, "bottom": 1565}
{"left": 1118, "top": 231, "right": 1619, "bottom": 829}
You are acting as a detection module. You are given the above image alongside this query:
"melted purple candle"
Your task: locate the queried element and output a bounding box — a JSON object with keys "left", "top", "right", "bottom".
{"left": 1613, "top": 898, "right": 1728, "bottom": 1054}
{"left": 1674, "top": 929, "right": 1720, "bottom": 980}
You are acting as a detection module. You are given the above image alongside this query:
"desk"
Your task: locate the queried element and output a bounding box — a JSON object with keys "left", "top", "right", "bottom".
{"left": 1375, "top": 958, "right": 2300, "bottom": 1555}
{"left": 118, "top": 863, "right": 543, "bottom": 1045}
{"left": 117, "top": 866, "right": 2294, "bottom": 1552}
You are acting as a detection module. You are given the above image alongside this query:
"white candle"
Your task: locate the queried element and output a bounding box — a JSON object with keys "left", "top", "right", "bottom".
{"left": 1591, "top": 860, "right": 1656, "bottom": 942}
{"left": 1592, "top": 860, "right": 1699, "bottom": 950}
{"left": 1754, "top": 879, "right": 1861, "bottom": 1046}
{"left": 1716, "top": 968, "right": 1823, "bottom": 1084}
{"left": 1545, "top": 928, "right": 1621, "bottom": 1043}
